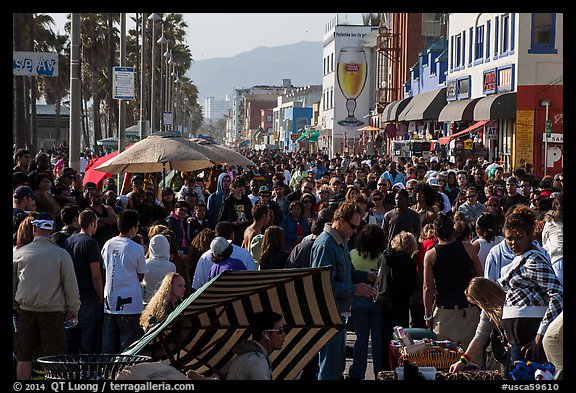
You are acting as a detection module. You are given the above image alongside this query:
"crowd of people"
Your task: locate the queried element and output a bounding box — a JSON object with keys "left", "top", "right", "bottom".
{"left": 12, "top": 144, "right": 563, "bottom": 380}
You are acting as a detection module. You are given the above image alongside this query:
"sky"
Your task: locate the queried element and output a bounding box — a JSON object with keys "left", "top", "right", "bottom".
{"left": 48, "top": 13, "right": 364, "bottom": 61}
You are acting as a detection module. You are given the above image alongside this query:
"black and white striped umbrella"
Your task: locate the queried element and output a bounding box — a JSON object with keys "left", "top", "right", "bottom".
{"left": 123, "top": 267, "right": 343, "bottom": 380}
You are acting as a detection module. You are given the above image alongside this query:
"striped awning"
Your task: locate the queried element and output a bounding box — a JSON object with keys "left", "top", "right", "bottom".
{"left": 123, "top": 267, "right": 342, "bottom": 380}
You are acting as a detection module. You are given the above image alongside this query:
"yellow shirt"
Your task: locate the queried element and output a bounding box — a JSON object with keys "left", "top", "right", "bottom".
{"left": 350, "top": 249, "right": 380, "bottom": 272}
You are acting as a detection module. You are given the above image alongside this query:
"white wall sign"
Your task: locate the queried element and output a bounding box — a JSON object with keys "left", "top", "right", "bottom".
{"left": 13, "top": 51, "right": 59, "bottom": 77}
{"left": 541, "top": 133, "right": 563, "bottom": 143}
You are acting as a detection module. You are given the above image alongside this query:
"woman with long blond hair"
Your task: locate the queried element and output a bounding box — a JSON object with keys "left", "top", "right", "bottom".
{"left": 259, "top": 226, "right": 289, "bottom": 270}
{"left": 140, "top": 272, "right": 186, "bottom": 332}
{"left": 449, "top": 276, "right": 506, "bottom": 374}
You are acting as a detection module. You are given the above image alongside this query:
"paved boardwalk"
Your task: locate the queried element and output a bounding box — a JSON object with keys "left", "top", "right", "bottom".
{"left": 345, "top": 331, "right": 376, "bottom": 380}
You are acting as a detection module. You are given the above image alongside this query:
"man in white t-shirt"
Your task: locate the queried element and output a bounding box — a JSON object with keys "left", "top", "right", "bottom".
{"left": 192, "top": 221, "right": 256, "bottom": 290}
{"left": 101, "top": 209, "right": 148, "bottom": 353}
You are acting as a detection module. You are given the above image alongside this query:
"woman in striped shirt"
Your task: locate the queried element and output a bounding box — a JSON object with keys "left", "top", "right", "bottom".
{"left": 498, "top": 205, "right": 563, "bottom": 364}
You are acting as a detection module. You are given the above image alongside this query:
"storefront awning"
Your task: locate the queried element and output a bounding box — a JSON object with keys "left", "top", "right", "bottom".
{"left": 438, "top": 120, "right": 491, "bottom": 145}
{"left": 438, "top": 97, "right": 481, "bottom": 122}
{"left": 381, "top": 97, "right": 413, "bottom": 122}
{"left": 398, "top": 87, "right": 447, "bottom": 121}
{"left": 473, "top": 92, "right": 516, "bottom": 120}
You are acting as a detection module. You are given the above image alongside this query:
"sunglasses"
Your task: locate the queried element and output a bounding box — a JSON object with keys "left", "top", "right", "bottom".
{"left": 266, "top": 327, "right": 285, "bottom": 335}
{"left": 372, "top": 197, "right": 382, "bottom": 202}
{"left": 377, "top": 183, "right": 388, "bottom": 187}
{"left": 346, "top": 220, "right": 359, "bottom": 230}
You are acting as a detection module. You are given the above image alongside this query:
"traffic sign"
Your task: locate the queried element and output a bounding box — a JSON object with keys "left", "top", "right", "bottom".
{"left": 546, "top": 120, "right": 552, "bottom": 137}
{"left": 113, "top": 66, "right": 135, "bottom": 100}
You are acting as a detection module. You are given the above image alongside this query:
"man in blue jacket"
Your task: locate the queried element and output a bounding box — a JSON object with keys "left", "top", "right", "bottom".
{"left": 311, "top": 202, "right": 377, "bottom": 380}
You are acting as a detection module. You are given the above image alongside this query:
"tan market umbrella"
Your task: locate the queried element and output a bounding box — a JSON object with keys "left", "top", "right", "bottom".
{"left": 189, "top": 138, "right": 255, "bottom": 166}
{"left": 357, "top": 125, "right": 381, "bottom": 132}
{"left": 95, "top": 133, "right": 216, "bottom": 175}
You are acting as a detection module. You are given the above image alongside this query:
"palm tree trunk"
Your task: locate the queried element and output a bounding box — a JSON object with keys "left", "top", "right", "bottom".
{"left": 13, "top": 13, "right": 27, "bottom": 149}
{"left": 81, "top": 88, "right": 90, "bottom": 150}
{"left": 92, "top": 74, "right": 103, "bottom": 154}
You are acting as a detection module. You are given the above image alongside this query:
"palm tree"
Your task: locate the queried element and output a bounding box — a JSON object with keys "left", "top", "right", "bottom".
{"left": 39, "top": 33, "right": 70, "bottom": 144}
{"left": 13, "top": 13, "right": 58, "bottom": 152}
{"left": 78, "top": 14, "right": 109, "bottom": 153}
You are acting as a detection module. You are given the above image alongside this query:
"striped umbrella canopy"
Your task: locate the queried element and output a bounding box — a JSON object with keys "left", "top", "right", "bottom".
{"left": 122, "top": 267, "right": 342, "bottom": 380}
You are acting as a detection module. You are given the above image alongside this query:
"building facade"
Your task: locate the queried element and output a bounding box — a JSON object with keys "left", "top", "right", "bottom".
{"left": 442, "top": 13, "right": 563, "bottom": 176}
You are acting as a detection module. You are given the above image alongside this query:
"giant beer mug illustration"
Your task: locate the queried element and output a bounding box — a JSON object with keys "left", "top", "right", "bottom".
{"left": 337, "top": 47, "right": 367, "bottom": 127}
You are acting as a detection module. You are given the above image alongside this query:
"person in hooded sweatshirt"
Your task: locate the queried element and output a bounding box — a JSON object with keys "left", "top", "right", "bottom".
{"left": 142, "top": 234, "right": 176, "bottom": 304}
{"left": 375, "top": 230, "right": 419, "bottom": 370}
{"left": 226, "top": 311, "right": 286, "bottom": 380}
{"left": 206, "top": 172, "right": 231, "bottom": 229}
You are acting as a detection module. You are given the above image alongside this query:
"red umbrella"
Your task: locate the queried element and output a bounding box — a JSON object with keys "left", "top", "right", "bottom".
{"left": 83, "top": 145, "right": 133, "bottom": 187}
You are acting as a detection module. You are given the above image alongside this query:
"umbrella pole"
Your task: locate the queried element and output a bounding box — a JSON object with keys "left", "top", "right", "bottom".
{"left": 163, "top": 164, "right": 166, "bottom": 189}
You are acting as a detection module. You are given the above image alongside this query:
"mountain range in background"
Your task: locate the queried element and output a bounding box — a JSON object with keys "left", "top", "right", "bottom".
{"left": 187, "top": 41, "right": 324, "bottom": 103}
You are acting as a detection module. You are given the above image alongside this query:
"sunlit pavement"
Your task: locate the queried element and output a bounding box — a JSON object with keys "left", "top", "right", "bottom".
{"left": 345, "top": 331, "right": 376, "bottom": 380}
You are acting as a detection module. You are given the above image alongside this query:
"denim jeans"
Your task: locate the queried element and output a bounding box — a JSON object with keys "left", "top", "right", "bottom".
{"left": 66, "top": 298, "right": 103, "bottom": 354}
{"left": 318, "top": 316, "right": 347, "bottom": 380}
{"left": 348, "top": 296, "right": 382, "bottom": 379}
{"left": 102, "top": 313, "right": 143, "bottom": 354}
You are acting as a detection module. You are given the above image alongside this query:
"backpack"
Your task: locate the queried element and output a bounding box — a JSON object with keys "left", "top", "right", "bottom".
{"left": 13, "top": 210, "right": 28, "bottom": 246}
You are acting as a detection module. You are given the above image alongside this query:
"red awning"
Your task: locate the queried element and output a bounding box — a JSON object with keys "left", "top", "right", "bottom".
{"left": 438, "top": 120, "right": 491, "bottom": 145}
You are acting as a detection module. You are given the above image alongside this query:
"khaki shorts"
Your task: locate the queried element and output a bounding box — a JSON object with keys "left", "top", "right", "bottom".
{"left": 16, "top": 310, "right": 67, "bottom": 361}
{"left": 433, "top": 305, "right": 481, "bottom": 364}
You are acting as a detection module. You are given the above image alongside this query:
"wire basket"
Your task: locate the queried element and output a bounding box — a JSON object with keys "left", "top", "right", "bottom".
{"left": 401, "top": 346, "right": 462, "bottom": 370}
{"left": 37, "top": 354, "right": 151, "bottom": 380}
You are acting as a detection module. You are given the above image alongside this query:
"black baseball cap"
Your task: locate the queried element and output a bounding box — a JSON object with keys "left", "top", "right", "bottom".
{"left": 13, "top": 185, "right": 38, "bottom": 200}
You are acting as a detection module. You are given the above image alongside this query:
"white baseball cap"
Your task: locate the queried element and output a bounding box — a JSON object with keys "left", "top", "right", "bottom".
{"left": 210, "top": 236, "right": 232, "bottom": 257}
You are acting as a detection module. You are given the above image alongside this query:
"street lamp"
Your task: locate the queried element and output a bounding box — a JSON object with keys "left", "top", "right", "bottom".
{"left": 174, "top": 74, "right": 181, "bottom": 133}
{"left": 540, "top": 99, "right": 551, "bottom": 176}
{"left": 148, "top": 13, "right": 161, "bottom": 134}
{"left": 157, "top": 22, "right": 168, "bottom": 132}
{"left": 163, "top": 49, "right": 172, "bottom": 130}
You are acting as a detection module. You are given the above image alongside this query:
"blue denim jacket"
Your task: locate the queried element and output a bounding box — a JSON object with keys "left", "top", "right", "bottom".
{"left": 311, "top": 224, "right": 369, "bottom": 314}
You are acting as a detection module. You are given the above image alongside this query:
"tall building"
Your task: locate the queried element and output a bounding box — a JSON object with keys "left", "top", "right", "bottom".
{"left": 203, "top": 96, "right": 230, "bottom": 122}
{"left": 319, "top": 15, "right": 379, "bottom": 156}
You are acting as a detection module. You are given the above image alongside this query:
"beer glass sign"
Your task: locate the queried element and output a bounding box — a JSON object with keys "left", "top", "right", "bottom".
{"left": 337, "top": 47, "right": 367, "bottom": 127}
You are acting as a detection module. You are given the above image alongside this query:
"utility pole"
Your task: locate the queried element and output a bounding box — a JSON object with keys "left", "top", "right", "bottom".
{"left": 139, "top": 13, "right": 146, "bottom": 139}
{"left": 69, "top": 13, "right": 81, "bottom": 172}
